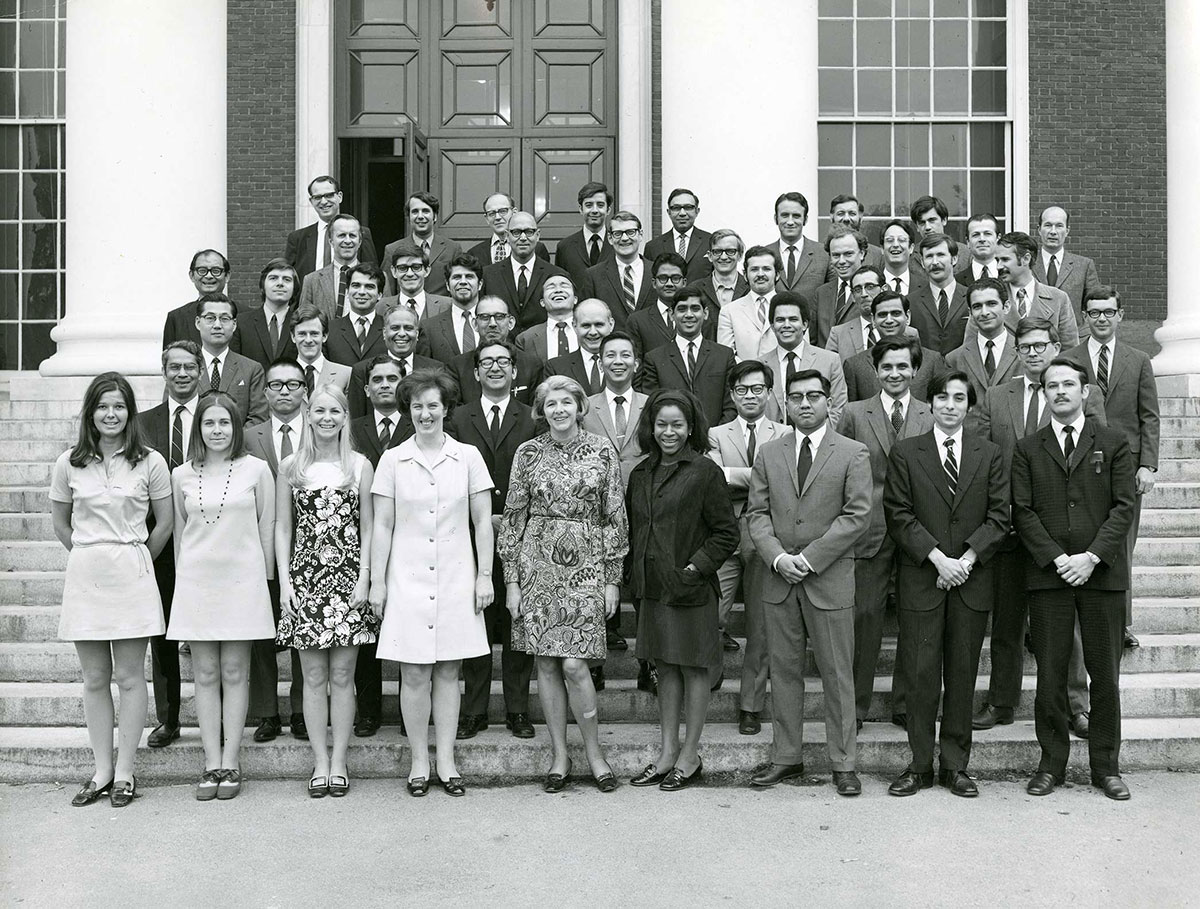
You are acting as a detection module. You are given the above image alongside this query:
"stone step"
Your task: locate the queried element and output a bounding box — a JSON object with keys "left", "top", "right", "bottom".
{"left": 1136, "top": 566, "right": 1200, "bottom": 597}
{"left": 1161, "top": 438, "right": 1200, "bottom": 459}
{"left": 0, "top": 400, "right": 83, "bottom": 420}
{"left": 0, "top": 572, "right": 65, "bottom": 606}
{"left": 0, "top": 462, "right": 51, "bottom": 486}
{"left": 1155, "top": 460, "right": 1200, "bottom": 482}
{"left": 0, "top": 487, "right": 48, "bottom": 513}
{"left": 1135, "top": 537, "right": 1200, "bottom": 566}
{"left": 1160, "top": 397, "right": 1200, "bottom": 417}
{"left": 1161, "top": 417, "right": 1200, "bottom": 438}
{"left": 0, "top": 513, "right": 53, "bottom": 540}
{"left": 1146, "top": 483, "right": 1200, "bottom": 508}
{"left": 1141, "top": 508, "right": 1200, "bottom": 536}
{"left": 0, "top": 418, "right": 76, "bottom": 442}
{"left": 0, "top": 440, "right": 66, "bottom": 462}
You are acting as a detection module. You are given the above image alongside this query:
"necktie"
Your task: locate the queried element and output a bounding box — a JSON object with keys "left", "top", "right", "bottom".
{"left": 1098, "top": 344, "right": 1110, "bottom": 396}
{"left": 405, "top": 297, "right": 418, "bottom": 313}
{"left": 745, "top": 421, "right": 757, "bottom": 466}
{"left": 1024, "top": 384, "right": 1041, "bottom": 437}
{"left": 786, "top": 352, "right": 798, "bottom": 391}
{"left": 796, "top": 435, "right": 812, "bottom": 492}
{"left": 170, "top": 405, "right": 185, "bottom": 470}
{"left": 209, "top": 356, "right": 221, "bottom": 392}
{"left": 1047, "top": 255, "right": 1059, "bottom": 286}
{"left": 356, "top": 316, "right": 369, "bottom": 354}
{"left": 269, "top": 314, "right": 280, "bottom": 354}
{"left": 337, "top": 265, "right": 348, "bottom": 315}
{"left": 1063, "top": 424, "right": 1076, "bottom": 460}
{"left": 1017, "top": 288, "right": 1028, "bottom": 319}
{"left": 489, "top": 404, "right": 501, "bottom": 445}
{"left": 943, "top": 438, "right": 958, "bottom": 494}
{"left": 321, "top": 223, "right": 331, "bottom": 269}
{"left": 894, "top": 276, "right": 903, "bottom": 293}
{"left": 623, "top": 265, "right": 636, "bottom": 313}
{"left": 614, "top": 395, "right": 628, "bottom": 439}
{"left": 677, "top": 233, "right": 687, "bottom": 257}
{"left": 890, "top": 399, "right": 904, "bottom": 435}
{"left": 422, "top": 240, "right": 431, "bottom": 258}
{"left": 517, "top": 265, "right": 528, "bottom": 302}
{"left": 555, "top": 321, "right": 570, "bottom": 358}
{"left": 589, "top": 235, "right": 601, "bottom": 265}
{"left": 461, "top": 311, "right": 476, "bottom": 352}
{"left": 279, "top": 424, "right": 293, "bottom": 462}
{"left": 587, "top": 354, "right": 601, "bottom": 394}
{"left": 867, "top": 324, "right": 878, "bottom": 348}
{"left": 305, "top": 365, "right": 315, "bottom": 395}
{"left": 937, "top": 289, "right": 949, "bottom": 326}
{"left": 839, "top": 282, "right": 851, "bottom": 319}
{"left": 493, "top": 239, "right": 507, "bottom": 264}
{"left": 664, "top": 307, "right": 675, "bottom": 333}
{"left": 686, "top": 341, "right": 697, "bottom": 385}
{"left": 786, "top": 246, "right": 797, "bottom": 286}
{"left": 756, "top": 295, "right": 767, "bottom": 326}
{"left": 984, "top": 340, "right": 996, "bottom": 379}
{"left": 378, "top": 416, "right": 392, "bottom": 448}
{"left": 396, "top": 357, "right": 407, "bottom": 377}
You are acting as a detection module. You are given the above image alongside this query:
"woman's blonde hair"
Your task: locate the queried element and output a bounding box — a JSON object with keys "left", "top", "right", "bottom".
{"left": 286, "top": 385, "right": 357, "bottom": 488}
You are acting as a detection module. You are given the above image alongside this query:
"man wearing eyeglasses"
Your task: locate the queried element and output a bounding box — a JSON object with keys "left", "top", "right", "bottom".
{"left": 382, "top": 192, "right": 462, "bottom": 297}
{"left": 483, "top": 210, "right": 570, "bottom": 331}
{"left": 377, "top": 242, "right": 454, "bottom": 324}
{"left": 284, "top": 175, "right": 379, "bottom": 277}
{"left": 1064, "top": 288, "right": 1159, "bottom": 650}
{"left": 194, "top": 294, "right": 267, "bottom": 426}
{"left": 627, "top": 252, "right": 691, "bottom": 360}
{"left": 467, "top": 193, "right": 550, "bottom": 266}
{"left": 162, "top": 249, "right": 243, "bottom": 353}
{"left": 577, "top": 211, "right": 656, "bottom": 330}
{"left": 811, "top": 226, "right": 868, "bottom": 348}
{"left": 686, "top": 228, "right": 749, "bottom": 318}
{"left": 446, "top": 296, "right": 540, "bottom": 404}
{"left": 825, "top": 265, "right": 921, "bottom": 362}
{"left": 643, "top": 188, "right": 713, "bottom": 284}
{"left": 513, "top": 274, "right": 578, "bottom": 370}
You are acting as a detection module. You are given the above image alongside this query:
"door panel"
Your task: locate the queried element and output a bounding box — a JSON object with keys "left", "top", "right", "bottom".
{"left": 431, "top": 142, "right": 520, "bottom": 232}
{"left": 532, "top": 0, "right": 608, "bottom": 38}
{"left": 440, "top": 0, "right": 513, "bottom": 39}
{"left": 438, "top": 48, "right": 515, "bottom": 128}
{"left": 524, "top": 139, "right": 612, "bottom": 230}
{"left": 531, "top": 48, "right": 606, "bottom": 128}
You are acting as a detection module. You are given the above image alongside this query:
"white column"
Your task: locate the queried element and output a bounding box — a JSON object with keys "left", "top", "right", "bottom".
{"left": 617, "top": 0, "right": 653, "bottom": 227}
{"left": 1154, "top": 0, "right": 1200, "bottom": 376}
{"left": 295, "top": 0, "right": 333, "bottom": 229}
{"left": 40, "top": 0, "right": 227, "bottom": 377}
{"left": 660, "top": 0, "right": 819, "bottom": 243}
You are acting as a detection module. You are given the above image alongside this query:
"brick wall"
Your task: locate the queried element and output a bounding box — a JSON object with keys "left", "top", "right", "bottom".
{"left": 1028, "top": 1, "right": 1166, "bottom": 324}
{"left": 226, "top": 0, "right": 296, "bottom": 305}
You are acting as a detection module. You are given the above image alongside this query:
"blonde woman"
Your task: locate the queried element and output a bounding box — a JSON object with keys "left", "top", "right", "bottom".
{"left": 275, "top": 386, "right": 376, "bottom": 798}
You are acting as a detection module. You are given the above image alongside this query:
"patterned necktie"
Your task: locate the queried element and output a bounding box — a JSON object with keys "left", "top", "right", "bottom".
{"left": 937, "top": 289, "right": 949, "bottom": 326}
{"left": 378, "top": 416, "right": 392, "bottom": 448}
{"left": 891, "top": 399, "right": 904, "bottom": 435}
{"left": 1047, "top": 255, "right": 1059, "bottom": 286}
{"left": 984, "top": 339, "right": 996, "bottom": 379}
{"left": 677, "top": 233, "right": 687, "bottom": 257}
{"left": 489, "top": 404, "right": 501, "bottom": 445}
{"left": 279, "top": 424, "right": 293, "bottom": 462}
{"left": 269, "top": 314, "right": 280, "bottom": 355}
{"left": 1024, "top": 384, "right": 1041, "bottom": 437}
{"left": 422, "top": 240, "right": 431, "bottom": 259}
{"left": 396, "top": 357, "right": 407, "bottom": 377}
{"left": 943, "top": 438, "right": 958, "bottom": 494}
{"left": 356, "top": 316, "right": 369, "bottom": 354}
{"left": 337, "top": 265, "right": 348, "bottom": 315}
{"left": 786, "top": 246, "right": 797, "bottom": 286}
{"left": 1017, "top": 288, "right": 1028, "bottom": 319}
{"left": 1063, "top": 424, "right": 1075, "bottom": 460}
{"left": 589, "top": 235, "right": 601, "bottom": 265}
{"left": 517, "top": 265, "right": 528, "bottom": 302}
{"left": 756, "top": 295, "right": 767, "bottom": 326}
{"left": 493, "top": 239, "right": 507, "bottom": 264}
{"left": 588, "top": 354, "right": 601, "bottom": 394}
{"left": 614, "top": 395, "right": 628, "bottom": 439}
{"left": 461, "top": 311, "right": 476, "bottom": 352}
{"left": 170, "top": 405, "right": 185, "bottom": 470}
{"left": 664, "top": 307, "right": 674, "bottom": 333}
{"left": 623, "top": 265, "right": 636, "bottom": 313}
{"left": 555, "top": 321, "right": 570, "bottom": 358}
{"left": 867, "top": 324, "right": 878, "bottom": 348}
{"left": 894, "top": 276, "right": 903, "bottom": 293}
{"left": 745, "top": 421, "right": 757, "bottom": 466}
{"left": 1098, "top": 343, "right": 1110, "bottom": 396}
{"left": 686, "top": 341, "right": 697, "bottom": 385}
{"left": 305, "top": 365, "right": 315, "bottom": 396}
{"left": 209, "top": 356, "right": 221, "bottom": 392}
{"left": 796, "top": 436, "right": 812, "bottom": 491}
{"left": 406, "top": 297, "right": 418, "bottom": 313}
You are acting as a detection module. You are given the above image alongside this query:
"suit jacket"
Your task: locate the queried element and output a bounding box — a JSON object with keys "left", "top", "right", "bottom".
{"left": 482, "top": 256, "right": 571, "bottom": 332}
{"left": 210, "top": 350, "right": 267, "bottom": 426}
{"left": 627, "top": 303, "right": 676, "bottom": 360}
{"left": 514, "top": 322, "right": 558, "bottom": 369}
{"left": 349, "top": 412, "right": 413, "bottom": 468}
{"left": 284, "top": 222, "right": 378, "bottom": 277}
{"left": 325, "top": 312, "right": 387, "bottom": 367}
{"left": 768, "top": 237, "right": 830, "bottom": 303}
{"left": 639, "top": 337, "right": 736, "bottom": 426}
{"left": 838, "top": 396, "right": 935, "bottom": 558}
{"left": 945, "top": 332, "right": 1022, "bottom": 413}
{"left": 542, "top": 349, "right": 602, "bottom": 396}
{"left": 1012, "top": 419, "right": 1136, "bottom": 590}
{"left": 824, "top": 244, "right": 884, "bottom": 283}
{"left": 555, "top": 229, "right": 614, "bottom": 290}
{"left": 237, "top": 304, "right": 298, "bottom": 372}
{"left": 137, "top": 403, "right": 179, "bottom": 592}
{"left": 717, "top": 293, "right": 776, "bottom": 363}
{"left": 825, "top": 320, "right": 920, "bottom": 362}
{"left": 375, "top": 292, "right": 453, "bottom": 323}
{"left": 243, "top": 419, "right": 290, "bottom": 477}
{"left": 643, "top": 227, "right": 714, "bottom": 283}
{"left": 298, "top": 263, "right": 350, "bottom": 324}
{"left": 347, "top": 354, "right": 445, "bottom": 420}
{"left": 1064, "top": 341, "right": 1160, "bottom": 470}
{"left": 578, "top": 257, "right": 656, "bottom": 331}
{"left": 907, "top": 282, "right": 971, "bottom": 356}
{"left": 1032, "top": 250, "right": 1102, "bottom": 311}
{"left": 811, "top": 279, "right": 860, "bottom": 348}
{"left": 884, "top": 431, "right": 1009, "bottom": 612}
{"left": 978, "top": 376, "right": 1109, "bottom": 475}
{"left": 466, "top": 237, "right": 550, "bottom": 267}
{"left": 419, "top": 306, "right": 476, "bottom": 366}
{"left": 763, "top": 344, "right": 848, "bottom": 429}
{"left": 707, "top": 417, "right": 789, "bottom": 518}
{"left": 162, "top": 299, "right": 243, "bottom": 354}
{"left": 382, "top": 234, "right": 463, "bottom": 296}
{"left": 844, "top": 346, "right": 946, "bottom": 403}
{"left": 583, "top": 390, "right": 648, "bottom": 488}
{"left": 687, "top": 273, "right": 749, "bottom": 323}
{"left": 447, "top": 397, "right": 539, "bottom": 514}
{"left": 307, "top": 359, "right": 352, "bottom": 394}
{"left": 746, "top": 428, "right": 872, "bottom": 607}
{"left": 967, "top": 281, "right": 1079, "bottom": 349}
{"left": 448, "top": 348, "right": 540, "bottom": 406}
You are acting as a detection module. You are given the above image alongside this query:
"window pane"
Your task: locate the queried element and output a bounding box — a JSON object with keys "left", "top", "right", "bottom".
{"left": 933, "top": 123, "right": 968, "bottom": 167}
{"left": 932, "top": 170, "right": 968, "bottom": 217}
{"left": 972, "top": 69, "right": 1006, "bottom": 114}
{"left": 21, "top": 271, "right": 55, "bottom": 318}
{"left": 973, "top": 0, "right": 1005, "bottom": 15}
{"left": 0, "top": 224, "right": 17, "bottom": 268}
{"left": 0, "top": 73, "right": 14, "bottom": 118}
{"left": 858, "top": 70, "right": 892, "bottom": 114}
{"left": 818, "top": 169, "right": 853, "bottom": 214}
{"left": 857, "top": 20, "right": 892, "bottom": 67}
{"left": 22, "top": 221, "right": 55, "bottom": 268}
{"left": 22, "top": 124, "right": 57, "bottom": 170}
{"left": 856, "top": 123, "right": 891, "bottom": 167}
{"left": 895, "top": 20, "right": 929, "bottom": 67}
{"left": 819, "top": 19, "right": 853, "bottom": 67}
{"left": 0, "top": 22, "right": 13, "bottom": 68}
{"left": 894, "top": 170, "right": 928, "bottom": 216}
{"left": 818, "top": 0, "right": 853, "bottom": 15}
{"left": 0, "top": 273, "right": 15, "bottom": 319}
{"left": 819, "top": 123, "right": 853, "bottom": 166}
{"left": 896, "top": 0, "right": 930, "bottom": 13}
{"left": 17, "top": 70, "right": 54, "bottom": 117}
{"left": 856, "top": 170, "right": 891, "bottom": 216}
{"left": 22, "top": 172, "right": 55, "bottom": 220}
{"left": 19, "top": 0, "right": 57, "bottom": 18}
{"left": 933, "top": 21, "right": 967, "bottom": 66}
{"left": 933, "top": 69, "right": 968, "bottom": 113}
{"left": 819, "top": 69, "right": 854, "bottom": 115}
{"left": 858, "top": 0, "right": 892, "bottom": 16}
{"left": 973, "top": 20, "right": 1006, "bottom": 66}
{"left": 0, "top": 173, "right": 16, "bottom": 221}
{"left": 18, "top": 22, "right": 54, "bottom": 68}
{"left": 970, "top": 169, "right": 1004, "bottom": 213}
{"left": 0, "top": 127, "right": 16, "bottom": 170}
{"left": 934, "top": 0, "right": 968, "bottom": 14}
{"left": 20, "top": 321, "right": 53, "bottom": 370}
{"left": 896, "top": 68, "right": 931, "bottom": 115}
{"left": 895, "top": 123, "right": 930, "bottom": 166}
{"left": 970, "top": 122, "right": 1005, "bottom": 166}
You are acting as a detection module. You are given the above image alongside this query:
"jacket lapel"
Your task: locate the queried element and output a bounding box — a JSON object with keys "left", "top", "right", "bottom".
{"left": 916, "top": 434, "right": 955, "bottom": 508}
{"left": 1104, "top": 344, "right": 1130, "bottom": 400}
{"left": 1067, "top": 420, "right": 1094, "bottom": 474}
{"left": 593, "top": 394, "right": 619, "bottom": 447}
{"left": 781, "top": 432, "right": 799, "bottom": 497}
{"left": 801, "top": 430, "right": 835, "bottom": 496}
{"left": 469, "top": 404, "right": 498, "bottom": 453}
{"left": 1041, "top": 428, "right": 1068, "bottom": 473}
{"left": 624, "top": 393, "right": 646, "bottom": 452}
{"left": 952, "top": 437, "right": 984, "bottom": 508}
{"left": 1055, "top": 253, "right": 1074, "bottom": 288}
{"left": 665, "top": 342, "right": 691, "bottom": 388}
{"left": 1006, "top": 380, "right": 1026, "bottom": 434}
{"left": 865, "top": 398, "right": 894, "bottom": 452}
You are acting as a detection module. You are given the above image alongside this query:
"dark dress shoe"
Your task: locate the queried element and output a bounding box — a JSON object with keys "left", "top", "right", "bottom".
{"left": 253, "top": 715, "right": 282, "bottom": 743}
{"left": 148, "top": 723, "right": 181, "bottom": 748}
{"left": 71, "top": 777, "right": 114, "bottom": 807}
{"left": 888, "top": 769, "right": 934, "bottom": 796}
{"left": 290, "top": 714, "right": 309, "bottom": 741}
{"left": 891, "top": 713, "right": 907, "bottom": 730}
{"left": 1070, "top": 712, "right": 1090, "bottom": 739}
{"left": 939, "top": 769, "right": 978, "bottom": 798}
{"left": 327, "top": 774, "right": 349, "bottom": 798}
{"left": 354, "top": 715, "right": 380, "bottom": 737}
{"left": 110, "top": 776, "right": 137, "bottom": 808}
{"left": 636, "top": 661, "right": 658, "bottom": 694}
{"left": 1093, "top": 775, "right": 1131, "bottom": 801}
{"left": 406, "top": 777, "right": 429, "bottom": 797}
{"left": 606, "top": 630, "right": 628, "bottom": 651}
{"left": 506, "top": 712, "right": 535, "bottom": 739}
{"left": 833, "top": 770, "right": 861, "bottom": 796}
{"left": 856, "top": 718, "right": 864, "bottom": 732}
{"left": 1026, "top": 771, "right": 1064, "bottom": 796}
{"left": 630, "top": 763, "right": 668, "bottom": 787}
{"left": 590, "top": 666, "right": 606, "bottom": 691}
{"left": 544, "top": 761, "right": 572, "bottom": 793}
{"left": 437, "top": 775, "right": 466, "bottom": 797}
{"left": 593, "top": 771, "right": 618, "bottom": 793}
{"left": 738, "top": 710, "right": 761, "bottom": 736}
{"left": 456, "top": 713, "right": 488, "bottom": 740}
{"left": 1124, "top": 629, "right": 1140, "bottom": 649}
{"left": 722, "top": 631, "right": 740, "bottom": 652}
{"left": 972, "top": 704, "right": 1014, "bottom": 730}
{"left": 750, "top": 762, "right": 805, "bottom": 788}
{"left": 660, "top": 760, "right": 702, "bottom": 791}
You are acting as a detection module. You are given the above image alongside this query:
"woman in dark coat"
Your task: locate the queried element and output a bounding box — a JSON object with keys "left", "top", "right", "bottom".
{"left": 626, "top": 389, "right": 739, "bottom": 791}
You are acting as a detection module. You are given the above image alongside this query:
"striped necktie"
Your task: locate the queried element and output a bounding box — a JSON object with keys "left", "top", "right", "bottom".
{"left": 943, "top": 438, "right": 958, "bottom": 494}
{"left": 623, "top": 265, "right": 636, "bottom": 313}
{"left": 1097, "top": 343, "right": 1110, "bottom": 396}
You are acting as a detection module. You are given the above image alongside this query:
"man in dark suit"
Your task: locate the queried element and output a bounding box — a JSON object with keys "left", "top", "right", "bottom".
{"left": 284, "top": 175, "right": 378, "bottom": 277}
{"left": 811, "top": 226, "right": 867, "bottom": 348}
{"left": 746, "top": 369, "right": 872, "bottom": 794}
{"left": 195, "top": 296, "right": 268, "bottom": 426}
{"left": 639, "top": 285, "right": 736, "bottom": 426}
{"left": 513, "top": 274, "right": 576, "bottom": 372}
{"left": 908, "top": 233, "right": 969, "bottom": 357}
{"left": 449, "top": 340, "right": 539, "bottom": 740}
{"left": 447, "top": 296, "right": 541, "bottom": 404}
{"left": 578, "top": 210, "right": 656, "bottom": 330}
{"left": 238, "top": 258, "right": 300, "bottom": 372}
{"left": 554, "top": 180, "right": 614, "bottom": 288}
{"left": 382, "top": 192, "right": 462, "bottom": 296}
{"left": 843, "top": 291, "right": 946, "bottom": 403}
{"left": 466, "top": 192, "right": 550, "bottom": 266}
{"left": 325, "top": 263, "right": 388, "bottom": 367}
{"left": 1012, "top": 358, "right": 1136, "bottom": 801}
{"left": 642, "top": 188, "right": 713, "bottom": 284}
{"left": 908, "top": 195, "right": 948, "bottom": 278}
{"left": 542, "top": 298, "right": 612, "bottom": 396}
{"left": 955, "top": 212, "right": 1002, "bottom": 284}
{"left": 627, "top": 252, "right": 687, "bottom": 360}
{"left": 945, "top": 277, "right": 1021, "bottom": 412}
{"left": 297, "top": 213, "right": 371, "bottom": 324}
{"left": 162, "top": 250, "right": 243, "bottom": 354}
{"left": 1065, "top": 287, "right": 1160, "bottom": 647}
{"left": 1033, "top": 206, "right": 1103, "bottom": 310}
{"left": 768, "top": 191, "right": 830, "bottom": 304}
{"left": 992, "top": 231, "right": 1079, "bottom": 348}
{"left": 687, "top": 228, "right": 749, "bottom": 318}
{"left": 377, "top": 241, "right": 455, "bottom": 323}
{"left": 826, "top": 193, "right": 884, "bottom": 279}
{"left": 483, "top": 211, "right": 570, "bottom": 331}
{"left": 880, "top": 219, "right": 918, "bottom": 297}
{"left": 838, "top": 337, "right": 935, "bottom": 729}
{"left": 348, "top": 305, "right": 445, "bottom": 419}
{"left": 139, "top": 340, "right": 204, "bottom": 748}
{"left": 421, "top": 254, "right": 484, "bottom": 366}
{"left": 884, "top": 372, "right": 1009, "bottom": 798}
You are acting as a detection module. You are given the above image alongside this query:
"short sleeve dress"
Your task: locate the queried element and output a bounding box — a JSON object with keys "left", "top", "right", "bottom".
{"left": 49, "top": 449, "right": 172, "bottom": 641}
{"left": 166, "top": 455, "right": 276, "bottom": 641}
{"left": 371, "top": 435, "right": 493, "bottom": 664}
{"left": 497, "top": 430, "right": 629, "bottom": 659}
{"left": 276, "top": 455, "right": 380, "bottom": 650}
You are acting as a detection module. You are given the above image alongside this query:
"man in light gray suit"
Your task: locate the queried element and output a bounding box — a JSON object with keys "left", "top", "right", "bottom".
{"left": 708, "top": 359, "right": 788, "bottom": 736}
{"left": 298, "top": 213, "right": 369, "bottom": 324}
{"left": 1032, "top": 206, "right": 1103, "bottom": 310}
{"left": 375, "top": 240, "right": 454, "bottom": 322}
{"left": 382, "top": 192, "right": 463, "bottom": 296}
{"left": 195, "top": 295, "right": 268, "bottom": 426}
{"left": 983, "top": 231, "right": 1079, "bottom": 348}
{"left": 747, "top": 369, "right": 872, "bottom": 795}
{"left": 825, "top": 265, "right": 919, "bottom": 362}
{"left": 290, "top": 305, "right": 353, "bottom": 395}
{"left": 761, "top": 292, "right": 847, "bottom": 428}
{"left": 838, "top": 337, "right": 935, "bottom": 729}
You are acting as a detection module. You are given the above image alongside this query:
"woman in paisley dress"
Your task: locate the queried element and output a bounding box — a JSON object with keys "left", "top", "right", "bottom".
{"left": 498, "top": 376, "right": 629, "bottom": 793}
{"left": 275, "top": 386, "right": 376, "bottom": 798}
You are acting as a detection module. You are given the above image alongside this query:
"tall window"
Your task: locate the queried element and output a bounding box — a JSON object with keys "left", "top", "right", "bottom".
{"left": 817, "top": 0, "right": 1011, "bottom": 243}
{"left": 0, "top": 0, "right": 64, "bottom": 370}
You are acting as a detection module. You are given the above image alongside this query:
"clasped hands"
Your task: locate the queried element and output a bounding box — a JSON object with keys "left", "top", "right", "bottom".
{"left": 1054, "top": 552, "right": 1096, "bottom": 587}
{"left": 930, "top": 549, "right": 974, "bottom": 590}
{"left": 776, "top": 553, "right": 811, "bottom": 585}
{"left": 505, "top": 582, "right": 621, "bottom": 620}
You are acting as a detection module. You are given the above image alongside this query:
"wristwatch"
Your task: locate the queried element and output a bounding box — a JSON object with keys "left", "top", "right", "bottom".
{"left": 1085, "top": 551, "right": 1101, "bottom": 565}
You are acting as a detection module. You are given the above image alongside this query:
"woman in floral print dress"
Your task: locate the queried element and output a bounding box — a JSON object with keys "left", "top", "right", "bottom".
{"left": 275, "top": 386, "right": 376, "bottom": 798}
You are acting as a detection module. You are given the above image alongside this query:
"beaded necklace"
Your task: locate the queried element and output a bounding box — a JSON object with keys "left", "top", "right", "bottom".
{"left": 196, "top": 457, "right": 235, "bottom": 525}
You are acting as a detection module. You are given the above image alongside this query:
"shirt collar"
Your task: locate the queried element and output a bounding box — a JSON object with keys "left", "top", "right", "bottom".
{"left": 1013, "top": 274, "right": 1037, "bottom": 297}
{"left": 170, "top": 395, "right": 199, "bottom": 415}
{"left": 1088, "top": 335, "right": 1114, "bottom": 357}
{"left": 373, "top": 408, "right": 398, "bottom": 428}
{"left": 793, "top": 422, "right": 827, "bottom": 452}
{"left": 263, "top": 299, "right": 290, "bottom": 318}
{"left": 302, "top": 355, "right": 326, "bottom": 374}
{"left": 929, "top": 277, "right": 957, "bottom": 299}
{"left": 675, "top": 334, "right": 701, "bottom": 358}
{"left": 510, "top": 255, "right": 535, "bottom": 281}
{"left": 1051, "top": 412, "right": 1086, "bottom": 447}
{"left": 481, "top": 394, "right": 511, "bottom": 419}
{"left": 271, "top": 413, "right": 304, "bottom": 435}
{"left": 604, "top": 385, "right": 633, "bottom": 406}
{"left": 880, "top": 390, "right": 911, "bottom": 412}
{"left": 349, "top": 309, "right": 375, "bottom": 326}
{"left": 586, "top": 226, "right": 606, "bottom": 243}
{"left": 780, "top": 340, "right": 806, "bottom": 363}
{"left": 932, "top": 425, "right": 963, "bottom": 453}
{"left": 978, "top": 330, "right": 1007, "bottom": 359}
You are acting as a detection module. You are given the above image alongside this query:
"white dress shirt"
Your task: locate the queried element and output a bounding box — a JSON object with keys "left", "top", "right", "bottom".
{"left": 617, "top": 256, "right": 644, "bottom": 297}
{"left": 970, "top": 259, "right": 997, "bottom": 281}
{"left": 928, "top": 277, "right": 958, "bottom": 304}
{"left": 1051, "top": 413, "right": 1086, "bottom": 456}
{"left": 933, "top": 425, "right": 964, "bottom": 469}
{"left": 674, "top": 228, "right": 692, "bottom": 256}
{"left": 774, "top": 341, "right": 807, "bottom": 392}
{"left": 166, "top": 395, "right": 197, "bottom": 460}
{"left": 545, "top": 317, "right": 579, "bottom": 356}
{"left": 317, "top": 220, "right": 330, "bottom": 269}
{"left": 270, "top": 414, "right": 304, "bottom": 462}
{"left": 396, "top": 290, "right": 428, "bottom": 319}
{"left": 585, "top": 227, "right": 606, "bottom": 249}
{"left": 389, "top": 353, "right": 415, "bottom": 375}
{"left": 300, "top": 354, "right": 326, "bottom": 378}
{"left": 674, "top": 333, "right": 702, "bottom": 362}
{"left": 1023, "top": 377, "right": 1044, "bottom": 428}
{"left": 1087, "top": 336, "right": 1115, "bottom": 378}
{"left": 510, "top": 255, "right": 538, "bottom": 288}
{"left": 201, "top": 348, "right": 227, "bottom": 383}
{"left": 656, "top": 300, "right": 673, "bottom": 329}
{"left": 880, "top": 390, "right": 911, "bottom": 420}
{"left": 454, "top": 305, "right": 477, "bottom": 354}
{"left": 580, "top": 348, "right": 602, "bottom": 385}
{"left": 884, "top": 269, "right": 910, "bottom": 296}
{"left": 1011, "top": 274, "right": 1038, "bottom": 311}
{"left": 603, "top": 386, "right": 634, "bottom": 437}
{"left": 481, "top": 394, "right": 511, "bottom": 427}
{"left": 977, "top": 329, "right": 1009, "bottom": 364}
{"left": 373, "top": 408, "right": 399, "bottom": 443}
{"left": 713, "top": 272, "right": 743, "bottom": 308}
{"left": 349, "top": 309, "right": 377, "bottom": 336}
{"left": 859, "top": 316, "right": 875, "bottom": 347}
{"left": 1040, "top": 248, "right": 1064, "bottom": 278}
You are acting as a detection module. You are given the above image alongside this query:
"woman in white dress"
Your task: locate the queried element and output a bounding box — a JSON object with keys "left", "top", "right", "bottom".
{"left": 49, "top": 372, "right": 174, "bottom": 808}
{"left": 167, "top": 392, "right": 275, "bottom": 801}
{"left": 369, "top": 369, "right": 494, "bottom": 797}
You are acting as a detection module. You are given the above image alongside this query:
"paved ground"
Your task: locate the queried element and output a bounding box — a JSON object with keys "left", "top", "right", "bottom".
{"left": 2, "top": 772, "right": 1197, "bottom": 908}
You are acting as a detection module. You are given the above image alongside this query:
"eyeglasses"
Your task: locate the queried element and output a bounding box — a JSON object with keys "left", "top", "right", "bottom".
{"left": 199, "top": 314, "right": 235, "bottom": 324}
{"left": 786, "top": 392, "right": 828, "bottom": 404}
{"left": 1085, "top": 308, "right": 1120, "bottom": 321}
{"left": 732, "top": 384, "right": 768, "bottom": 397}
{"left": 192, "top": 267, "right": 226, "bottom": 278}
{"left": 477, "top": 357, "right": 513, "bottom": 368}
{"left": 309, "top": 192, "right": 339, "bottom": 203}
{"left": 852, "top": 282, "right": 881, "bottom": 295}
{"left": 165, "top": 363, "right": 200, "bottom": 374}
{"left": 485, "top": 206, "right": 512, "bottom": 219}
{"left": 654, "top": 274, "right": 687, "bottom": 285}
{"left": 1016, "top": 341, "right": 1052, "bottom": 355}
{"left": 507, "top": 228, "right": 539, "bottom": 238}
{"left": 708, "top": 248, "right": 740, "bottom": 259}
{"left": 473, "top": 313, "right": 509, "bottom": 323}
{"left": 668, "top": 204, "right": 698, "bottom": 213}
{"left": 610, "top": 229, "right": 641, "bottom": 240}
{"left": 392, "top": 263, "right": 426, "bottom": 273}
{"left": 266, "top": 379, "right": 305, "bottom": 392}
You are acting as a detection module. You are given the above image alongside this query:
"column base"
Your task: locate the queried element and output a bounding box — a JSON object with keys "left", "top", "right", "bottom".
{"left": 1153, "top": 314, "right": 1200, "bottom": 376}
{"left": 40, "top": 313, "right": 164, "bottom": 378}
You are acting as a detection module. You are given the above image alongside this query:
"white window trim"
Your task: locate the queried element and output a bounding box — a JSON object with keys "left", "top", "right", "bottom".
{"left": 1011, "top": 0, "right": 1030, "bottom": 233}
